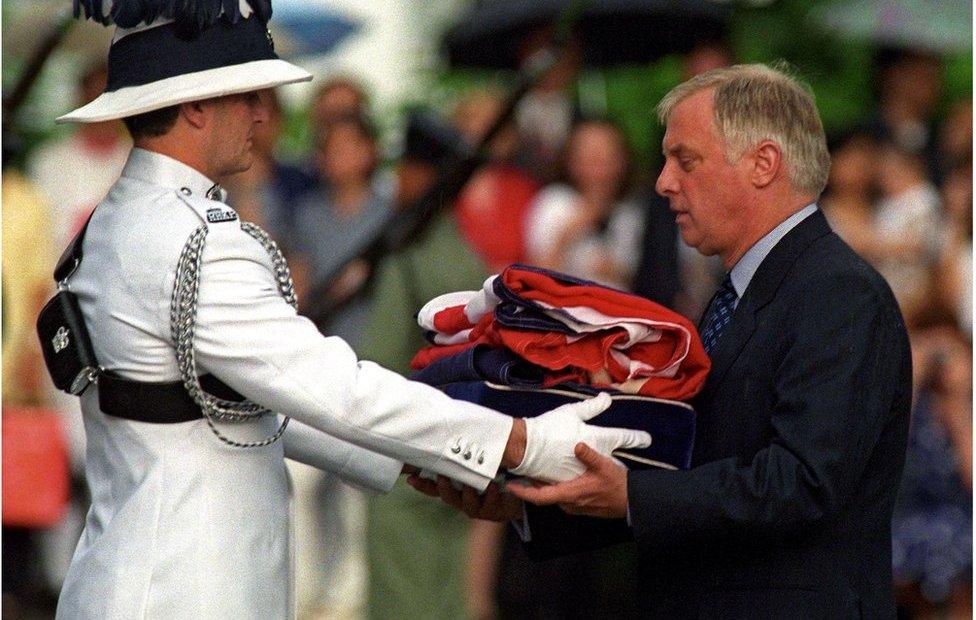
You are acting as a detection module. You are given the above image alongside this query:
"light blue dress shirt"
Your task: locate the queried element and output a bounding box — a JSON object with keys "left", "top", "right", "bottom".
{"left": 728, "top": 204, "right": 818, "bottom": 307}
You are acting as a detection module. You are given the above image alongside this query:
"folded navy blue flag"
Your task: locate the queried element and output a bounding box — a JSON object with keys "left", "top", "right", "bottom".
{"left": 440, "top": 382, "right": 696, "bottom": 471}
{"left": 411, "top": 345, "right": 547, "bottom": 387}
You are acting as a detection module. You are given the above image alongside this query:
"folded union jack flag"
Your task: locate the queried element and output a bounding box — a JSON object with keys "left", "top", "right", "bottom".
{"left": 411, "top": 264, "right": 710, "bottom": 401}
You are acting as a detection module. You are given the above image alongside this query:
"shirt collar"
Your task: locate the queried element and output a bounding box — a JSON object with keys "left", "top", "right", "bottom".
{"left": 729, "top": 203, "right": 818, "bottom": 299}
{"left": 121, "top": 147, "right": 218, "bottom": 199}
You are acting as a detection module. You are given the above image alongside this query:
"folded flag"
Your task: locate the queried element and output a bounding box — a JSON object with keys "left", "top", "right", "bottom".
{"left": 412, "top": 264, "right": 710, "bottom": 401}
{"left": 411, "top": 344, "right": 547, "bottom": 388}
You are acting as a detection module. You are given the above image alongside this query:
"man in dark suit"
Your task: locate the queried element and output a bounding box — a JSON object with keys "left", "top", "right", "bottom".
{"left": 410, "top": 64, "right": 912, "bottom": 619}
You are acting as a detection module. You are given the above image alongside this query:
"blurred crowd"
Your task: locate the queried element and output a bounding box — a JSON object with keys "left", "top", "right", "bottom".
{"left": 818, "top": 48, "right": 973, "bottom": 620}
{"left": 3, "top": 38, "right": 971, "bottom": 620}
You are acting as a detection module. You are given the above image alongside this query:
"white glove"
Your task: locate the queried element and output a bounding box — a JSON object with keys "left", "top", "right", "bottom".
{"left": 509, "top": 392, "right": 652, "bottom": 483}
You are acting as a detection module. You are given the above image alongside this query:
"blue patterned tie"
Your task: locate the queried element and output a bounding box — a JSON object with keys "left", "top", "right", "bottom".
{"left": 700, "top": 274, "right": 738, "bottom": 356}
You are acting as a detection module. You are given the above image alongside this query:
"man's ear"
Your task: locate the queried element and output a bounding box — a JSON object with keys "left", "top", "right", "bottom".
{"left": 180, "top": 101, "right": 208, "bottom": 130}
{"left": 751, "top": 140, "right": 782, "bottom": 189}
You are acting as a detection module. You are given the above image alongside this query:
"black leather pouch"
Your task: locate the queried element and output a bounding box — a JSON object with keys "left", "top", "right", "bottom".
{"left": 37, "top": 209, "right": 99, "bottom": 395}
{"left": 37, "top": 289, "right": 100, "bottom": 395}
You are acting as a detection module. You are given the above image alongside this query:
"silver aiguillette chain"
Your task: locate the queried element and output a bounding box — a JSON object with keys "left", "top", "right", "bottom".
{"left": 170, "top": 221, "right": 297, "bottom": 448}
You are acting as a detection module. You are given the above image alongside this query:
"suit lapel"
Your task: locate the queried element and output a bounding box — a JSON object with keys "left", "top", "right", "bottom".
{"left": 697, "top": 210, "right": 833, "bottom": 401}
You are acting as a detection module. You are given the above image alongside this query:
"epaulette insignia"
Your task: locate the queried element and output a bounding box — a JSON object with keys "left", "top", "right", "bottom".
{"left": 206, "top": 208, "right": 239, "bottom": 224}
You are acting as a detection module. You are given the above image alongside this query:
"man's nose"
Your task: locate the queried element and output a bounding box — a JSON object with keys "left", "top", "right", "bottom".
{"left": 655, "top": 162, "right": 677, "bottom": 197}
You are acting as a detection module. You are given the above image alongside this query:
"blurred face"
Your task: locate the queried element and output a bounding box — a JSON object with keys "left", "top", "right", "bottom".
{"left": 318, "top": 123, "right": 376, "bottom": 185}
{"left": 566, "top": 124, "right": 628, "bottom": 196}
{"left": 452, "top": 94, "right": 519, "bottom": 161}
{"left": 453, "top": 95, "right": 501, "bottom": 141}
{"left": 656, "top": 89, "right": 752, "bottom": 265}
{"left": 828, "top": 137, "right": 876, "bottom": 195}
{"left": 885, "top": 56, "right": 942, "bottom": 117}
{"left": 313, "top": 84, "right": 363, "bottom": 131}
{"left": 875, "top": 145, "right": 923, "bottom": 197}
{"left": 205, "top": 91, "right": 269, "bottom": 178}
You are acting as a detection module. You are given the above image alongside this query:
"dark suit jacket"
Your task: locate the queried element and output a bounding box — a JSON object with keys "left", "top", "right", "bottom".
{"left": 522, "top": 210, "right": 912, "bottom": 619}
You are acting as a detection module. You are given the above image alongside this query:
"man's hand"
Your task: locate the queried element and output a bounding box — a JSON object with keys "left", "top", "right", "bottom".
{"left": 508, "top": 442, "right": 629, "bottom": 519}
{"left": 406, "top": 475, "right": 522, "bottom": 522}
{"left": 509, "top": 392, "right": 650, "bottom": 482}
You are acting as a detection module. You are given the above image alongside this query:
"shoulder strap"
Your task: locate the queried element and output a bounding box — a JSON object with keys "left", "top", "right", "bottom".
{"left": 53, "top": 208, "right": 96, "bottom": 283}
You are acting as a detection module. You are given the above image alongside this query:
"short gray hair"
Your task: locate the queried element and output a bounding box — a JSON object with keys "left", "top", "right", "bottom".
{"left": 657, "top": 63, "right": 830, "bottom": 197}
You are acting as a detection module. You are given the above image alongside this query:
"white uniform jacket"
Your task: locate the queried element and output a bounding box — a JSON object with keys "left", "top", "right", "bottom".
{"left": 56, "top": 148, "right": 513, "bottom": 619}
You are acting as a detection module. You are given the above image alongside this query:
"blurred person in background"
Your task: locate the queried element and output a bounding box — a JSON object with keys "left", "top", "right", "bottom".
{"left": 2, "top": 171, "right": 55, "bottom": 406}
{"left": 938, "top": 99, "right": 972, "bottom": 174}
{"left": 311, "top": 76, "right": 370, "bottom": 140}
{"left": 289, "top": 115, "right": 393, "bottom": 320}
{"left": 223, "top": 88, "right": 318, "bottom": 253}
{"left": 872, "top": 141, "right": 942, "bottom": 325}
{"left": 28, "top": 60, "right": 131, "bottom": 250}
{"left": 1, "top": 166, "right": 60, "bottom": 617}
{"left": 252, "top": 76, "right": 370, "bottom": 277}
{"left": 289, "top": 75, "right": 373, "bottom": 302}
{"left": 894, "top": 325, "right": 972, "bottom": 619}
{"left": 525, "top": 118, "right": 644, "bottom": 291}
{"left": 450, "top": 88, "right": 540, "bottom": 272}
{"left": 682, "top": 40, "right": 735, "bottom": 79}
{"left": 358, "top": 111, "right": 491, "bottom": 620}
{"left": 292, "top": 114, "right": 392, "bottom": 346}
{"left": 820, "top": 131, "right": 882, "bottom": 260}
{"left": 934, "top": 162, "right": 972, "bottom": 337}
{"left": 513, "top": 28, "right": 583, "bottom": 182}
{"left": 867, "top": 47, "right": 944, "bottom": 184}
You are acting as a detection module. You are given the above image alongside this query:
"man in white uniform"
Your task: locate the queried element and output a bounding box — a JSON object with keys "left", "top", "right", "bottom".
{"left": 50, "top": 2, "right": 649, "bottom": 618}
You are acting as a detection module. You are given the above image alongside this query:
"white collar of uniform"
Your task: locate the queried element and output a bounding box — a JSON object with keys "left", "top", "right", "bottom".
{"left": 121, "top": 147, "right": 218, "bottom": 200}
{"left": 729, "top": 203, "right": 818, "bottom": 299}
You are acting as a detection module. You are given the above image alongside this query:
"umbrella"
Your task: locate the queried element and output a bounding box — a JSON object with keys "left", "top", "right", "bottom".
{"left": 810, "top": 0, "right": 972, "bottom": 54}
{"left": 443, "top": 0, "right": 731, "bottom": 69}
{"left": 271, "top": 0, "right": 361, "bottom": 58}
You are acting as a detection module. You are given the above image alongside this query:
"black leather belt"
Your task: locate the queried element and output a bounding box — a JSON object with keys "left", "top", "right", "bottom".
{"left": 98, "top": 372, "right": 245, "bottom": 424}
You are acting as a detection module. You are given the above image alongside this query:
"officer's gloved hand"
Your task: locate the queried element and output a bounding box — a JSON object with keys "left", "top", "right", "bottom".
{"left": 509, "top": 393, "right": 651, "bottom": 483}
